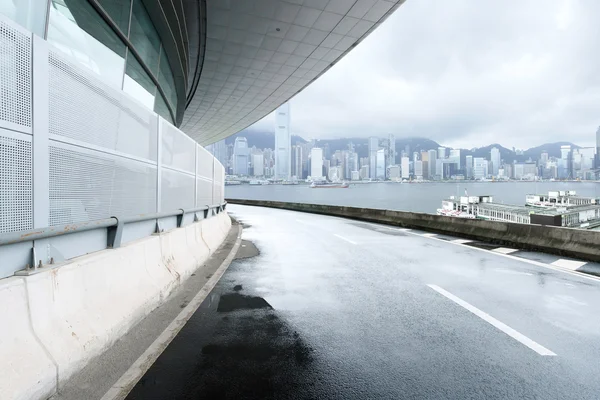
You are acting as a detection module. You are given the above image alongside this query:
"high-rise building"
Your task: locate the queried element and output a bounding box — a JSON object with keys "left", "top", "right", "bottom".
{"left": 387, "top": 134, "right": 396, "bottom": 166}
{"left": 401, "top": 157, "right": 409, "bottom": 179}
{"left": 449, "top": 149, "right": 461, "bottom": 169}
{"left": 359, "top": 165, "right": 369, "bottom": 180}
{"left": 490, "top": 147, "right": 500, "bottom": 177}
{"left": 436, "top": 159, "right": 443, "bottom": 179}
{"left": 292, "top": 145, "right": 303, "bottom": 178}
{"left": 421, "top": 151, "right": 429, "bottom": 180}
{"left": 368, "top": 137, "right": 378, "bottom": 179}
{"left": 428, "top": 150, "right": 437, "bottom": 178}
{"left": 389, "top": 165, "right": 400, "bottom": 180}
{"left": 376, "top": 149, "right": 386, "bottom": 179}
{"left": 540, "top": 151, "right": 549, "bottom": 166}
{"left": 473, "top": 157, "right": 487, "bottom": 179}
{"left": 252, "top": 153, "right": 264, "bottom": 176}
{"left": 438, "top": 147, "right": 446, "bottom": 159}
{"left": 414, "top": 160, "right": 423, "bottom": 179}
{"left": 465, "top": 155, "right": 473, "bottom": 179}
{"left": 233, "top": 137, "right": 249, "bottom": 175}
{"left": 274, "top": 103, "right": 291, "bottom": 179}
{"left": 310, "top": 148, "right": 323, "bottom": 180}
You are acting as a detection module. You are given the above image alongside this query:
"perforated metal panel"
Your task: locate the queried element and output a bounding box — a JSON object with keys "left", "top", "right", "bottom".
{"left": 196, "top": 144, "right": 213, "bottom": 179}
{"left": 0, "top": 17, "right": 32, "bottom": 132}
{"left": 0, "top": 131, "right": 32, "bottom": 233}
{"left": 161, "top": 168, "right": 195, "bottom": 213}
{"left": 49, "top": 143, "right": 157, "bottom": 226}
{"left": 161, "top": 120, "right": 195, "bottom": 173}
{"left": 48, "top": 50, "right": 157, "bottom": 161}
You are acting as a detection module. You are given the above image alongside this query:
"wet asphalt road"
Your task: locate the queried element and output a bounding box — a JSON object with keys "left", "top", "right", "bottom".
{"left": 126, "top": 205, "right": 600, "bottom": 399}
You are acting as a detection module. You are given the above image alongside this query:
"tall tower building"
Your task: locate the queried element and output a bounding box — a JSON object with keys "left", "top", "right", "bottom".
{"left": 233, "top": 137, "right": 249, "bottom": 175}
{"left": 274, "top": 103, "right": 291, "bottom": 179}
{"left": 387, "top": 134, "right": 396, "bottom": 166}
{"left": 368, "top": 137, "right": 378, "bottom": 179}
{"left": 490, "top": 147, "right": 500, "bottom": 177}
{"left": 310, "top": 148, "right": 323, "bottom": 180}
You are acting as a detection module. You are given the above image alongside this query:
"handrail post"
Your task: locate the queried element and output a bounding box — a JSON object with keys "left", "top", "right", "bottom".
{"left": 176, "top": 209, "right": 185, "bottom": 228}
{"left": 107, "top": 217, "right": 123, "bottom": 249}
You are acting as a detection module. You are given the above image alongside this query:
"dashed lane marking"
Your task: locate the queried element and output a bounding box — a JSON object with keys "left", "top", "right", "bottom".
{"left": 551, "top": 259, "right": 587, "bottom": 270}
{"left": 492, "top": 247, "right": 519, "bottom": 255}
{"left": 452, "top": 239, "right": 473, "bottom": 244}
{"left": 420, "top": 233, "right": 437, "bottom": 237}
{"left": 334, "top": 234, "right": 357, "bottom": 245}
{"left": 428, "top": 284, "right": 556, "bottom": 356}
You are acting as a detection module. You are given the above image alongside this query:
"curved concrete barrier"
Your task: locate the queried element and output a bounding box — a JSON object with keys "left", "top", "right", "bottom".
{"left": 0, "top": 212, "right": 231, "bottom": 400}
{"left": 227, "top": 199, "right": 600, "bottom": 263}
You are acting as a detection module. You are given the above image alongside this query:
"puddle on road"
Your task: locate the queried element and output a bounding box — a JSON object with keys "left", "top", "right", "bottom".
{"left": 217, "top": 293, "right": 272, "bottom": 312}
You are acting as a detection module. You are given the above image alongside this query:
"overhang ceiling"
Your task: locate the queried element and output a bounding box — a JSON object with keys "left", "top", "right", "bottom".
{"left": 181, "top": 0, "right": 405, "bottom": 146}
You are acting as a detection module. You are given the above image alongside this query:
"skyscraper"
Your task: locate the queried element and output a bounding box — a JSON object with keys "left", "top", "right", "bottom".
{"left": 252, "top": 153, "right": 264, "bottom": 176}
{"left": 465, "top": 155, "right": 473, "bottom": 179}
{"left": 310, "top": 148, "right": 323, "bottom": 180}
{"left": 473, "top": 157, "right": 487, "bottom": 179}
{"left": 401, "top": 157, "right": 409, "bottom": 179}
{"left": 274, "top": 103, "right": 291, "bottom": 179}
{"left": 428, "top": 150, "right": 437, "bottom": 179}
{"left": 292, "top": 145, "right": 303, "bottom": 178}
{"left": 368, "top": 137, "right": 378, "bottom": 179}
{"left": 421, "top": 151, "right": 429, "bottom": 180}
{"left": 438, "top": 147, "right": 446, "bottom": 159}
{"left": 490, "top": 147, "right": 500, "bottom": 177}
{"left": 387, "top": 134, "right": 396, "bottom": 166}
{"left": 376, "top": 149, "right": 386, "bottom": 179}
{"left": 206, "top": 139, "right": 228, "bottom": 168}
{"left": 449, "top": 149, "right": 460, "bottom": 169}
{"left": 233, "top": 137, "right": 249, "bottom": 175}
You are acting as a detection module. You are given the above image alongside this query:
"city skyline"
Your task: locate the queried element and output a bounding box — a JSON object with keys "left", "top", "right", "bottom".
{"left": 212, "top": 130, "right": 599, "bottom": 182}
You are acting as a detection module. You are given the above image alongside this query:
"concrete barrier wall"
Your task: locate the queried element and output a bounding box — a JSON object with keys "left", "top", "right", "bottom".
{"left": 227, "top": 199, "right": 600, "bottom": 262}
{"left": 0, "top": 212, "right": 231, "bottom": 400}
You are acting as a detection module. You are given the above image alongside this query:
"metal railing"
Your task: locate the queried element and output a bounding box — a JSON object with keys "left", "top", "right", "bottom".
{"left": 1, "top": 202, "right": 226, "bottom": 276}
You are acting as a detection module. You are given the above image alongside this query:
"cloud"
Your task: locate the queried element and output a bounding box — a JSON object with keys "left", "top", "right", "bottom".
{"left": 248, "top": 0, "right": 600, "bottom": 149}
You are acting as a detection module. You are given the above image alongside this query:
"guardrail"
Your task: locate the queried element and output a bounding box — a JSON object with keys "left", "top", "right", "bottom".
{"left": 0, "top": 203, "right": 227, "bottom": 277}
{"left": 226, "top": 199, "right": 600, "bottom": 263}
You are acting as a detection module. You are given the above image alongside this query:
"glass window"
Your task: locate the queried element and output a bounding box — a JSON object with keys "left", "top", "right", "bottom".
{"left": 47, "top": 0, "right": 126, "bottom": 89}
{"left": 129, "top": 0, "right": 160, "bottom": 75}
{"left": 123, "top": 51, "right": 156, "bottom": 109}
{"left": 154, "top": 92, "right": 173, "bottom": 124}
{"left": 0, "top": 0, "right": 48, "bottom": 36}
{"left": 97, "top": 0, "right": 131, "bottom": 34}
{"left": 158, "top": 46, "right": 177, "bottom": 110}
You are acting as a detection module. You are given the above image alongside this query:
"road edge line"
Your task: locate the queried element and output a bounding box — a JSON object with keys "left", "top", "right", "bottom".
{"left": 99, "top": 223, "right": 243, "bottom": 400}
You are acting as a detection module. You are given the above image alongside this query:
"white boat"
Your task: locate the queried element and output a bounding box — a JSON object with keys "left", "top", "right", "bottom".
{"left": 310, "top": 182, "right": 349, "bottom": 189}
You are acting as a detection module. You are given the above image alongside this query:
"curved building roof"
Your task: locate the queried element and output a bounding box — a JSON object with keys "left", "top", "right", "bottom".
{"left": 181, "top": 0, "right": 405, "bottom": 145}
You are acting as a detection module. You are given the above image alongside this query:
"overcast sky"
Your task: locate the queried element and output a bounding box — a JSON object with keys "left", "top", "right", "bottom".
{"left": 247, "top": 0, "right": 600, "bottom": 149}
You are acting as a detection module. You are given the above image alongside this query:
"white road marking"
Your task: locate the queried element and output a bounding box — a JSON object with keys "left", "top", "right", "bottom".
{"left": 551, "top": 259, "right": 587, "bottom": 270}
{"left": 493, "top": 268, "right": 533, "bottom": 276}
{"left": 387, "top": 227, "right": 411, "bottom": 232}
{"left": 427, "top": 284, "right": 556, "bottom": 356}
{"left": 334, "top": 234, "right": 357, "bottom": 245}
{"left": 421, "top": 233, "right": 437, "bottom": 237}
{"left": 493, "top": 247, "right": 518, "bottom": 255}
{"left": 452, "top": 239, "right": 473, "bottom": 244}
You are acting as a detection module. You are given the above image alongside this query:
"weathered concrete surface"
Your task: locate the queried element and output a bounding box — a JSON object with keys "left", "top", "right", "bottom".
{"left": 226, "top": 199, "right": 600, "bottom": 262}
{"left": 0, "top": 212, "right": 231, "bottom": 400}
